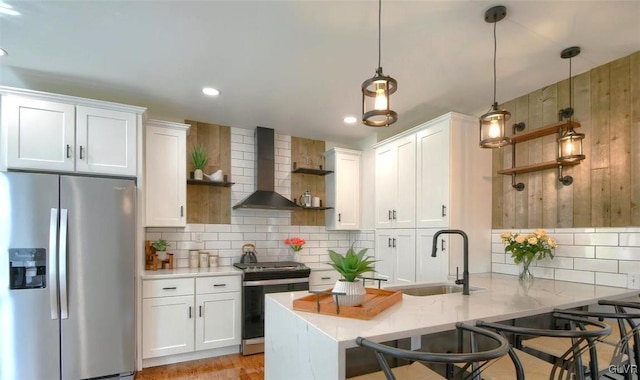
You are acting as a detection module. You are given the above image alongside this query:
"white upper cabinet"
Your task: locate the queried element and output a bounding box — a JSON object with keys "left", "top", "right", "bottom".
{"left": 374, "top": 134, "right": 416, "bottom": 229}
{"left": 416, "top": 118, "right": 450, "bottom": 228}
{"left": 1, "top": 88, "right": 144, "bottom": 176}
{"left": 76, "top": 106, "right": 137, "bottom": 176}
{"left": 145, "top": 120, "right": 189, "bottom": 227}
{"left": 325, "top": 148, "right": 361, "bottom": 230}
{"left": 4, "top": 96, "right": 76, "bottom": 172}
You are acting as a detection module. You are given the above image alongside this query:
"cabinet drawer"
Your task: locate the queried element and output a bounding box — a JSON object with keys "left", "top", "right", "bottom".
{"left": 143, "top": 278, "right": 194, "bottom": 298}
{"left": 309, "top": 270, "right": 341, "bottom": 287}
{"left": 196, "top": 275, "right": 241, "bottom": 295}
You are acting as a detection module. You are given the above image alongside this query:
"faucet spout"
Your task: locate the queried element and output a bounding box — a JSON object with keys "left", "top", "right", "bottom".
{"left": 432, "top": 229, "right": 470, "bottom": 295}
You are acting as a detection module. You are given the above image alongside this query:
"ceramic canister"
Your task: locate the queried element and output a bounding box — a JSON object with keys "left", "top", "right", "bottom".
{"left": 199, "top": 251, "right": 210, "bottom": 268}
{"left": 189, "top": 250, "right": 199, "bottom": 268}
{"left": 209, "top": 253, "right": 219, "bottom": 268}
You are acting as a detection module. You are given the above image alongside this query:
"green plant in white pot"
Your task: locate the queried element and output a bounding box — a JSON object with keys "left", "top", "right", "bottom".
{"left": 328, "top": 245, "right": 376, "bottom": 307}
{"left": 152, "top": 239, "right": 169, "bottom": 260}
{"left": 191, "top": 144, "right": 209, "bottom": 180}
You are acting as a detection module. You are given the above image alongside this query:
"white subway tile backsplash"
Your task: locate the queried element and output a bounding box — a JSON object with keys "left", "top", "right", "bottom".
{"left": 243, "top": 217, "right": 267, "bottom": 225}
{"left": 176, "top": 241, "right": 205, "bottom": 250}
{"left": 574, "top": 233, "right": 618, "bottom": 246}
{"left": 183, "top": 224, "right": 205, "bottom": 233}
{"left": 531, "top": 266, "right": 554, "bottom": 280}
{"left": 574, "top": 258, "right": 618, "bottom": 273}
{"left": 231, "top": 224, "right": 256, "bottom": 233}
{"left": 205, "top": 224, "right": 232, "bottom": 233}
{"left": 555, "top": 269, "right": 594, "bottom": 284}
{"left": 595, "top": 272, "right": 628, "bottom": 288}
{"left": 620, "top": 233, "right": 640, "bottom": 247}
{"left": 218, "top": 233, "right": 244, "bottom": 241}
{"left": 492, "top": 263, "right": 519, "bottom": 276}
{"left": 554, "top": 245, "right": 595, "bottom": 258}
{"left": 162, "top": 232, "right": 191, "bottom": 241}
{"left": 205, "top": 240, "right": 232, "bottom": 249}
{"left": 492, "top": 253, "right": 505, "bottom": 263}
{"left": 492, "top": 228, "right": 640, "bottom": 287}
{"left": 617, "top": 261, "right": 640, "bottom": 274}
{"left": 491, "top": 243, "right": 504, "bottom": 253}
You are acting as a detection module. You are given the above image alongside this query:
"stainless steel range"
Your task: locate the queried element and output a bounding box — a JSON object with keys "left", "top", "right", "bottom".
{"left": 234, "top": 261, "right": 310, "bottom": 355}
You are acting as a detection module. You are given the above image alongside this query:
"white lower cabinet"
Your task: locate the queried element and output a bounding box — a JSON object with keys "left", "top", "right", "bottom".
{"left": 375, "top": 229, "right": 416, "bottom": 283}
{"left": 142, "top": 275, "right": 241, "bottom": 361}
{"left": 142, "top": 295, "right": 195, "bottom": 358}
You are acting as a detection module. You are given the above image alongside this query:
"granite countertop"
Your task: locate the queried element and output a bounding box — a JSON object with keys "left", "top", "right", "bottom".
{"left": 266, "top": 273, "right": 640, "bottom": 349}
{"left": 141, "top": 266, "right": 243, "bottom": 279}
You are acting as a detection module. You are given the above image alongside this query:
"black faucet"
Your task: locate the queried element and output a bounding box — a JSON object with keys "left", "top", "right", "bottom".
{"left": 432, "top": 229, "right": 469, "bottom": 295}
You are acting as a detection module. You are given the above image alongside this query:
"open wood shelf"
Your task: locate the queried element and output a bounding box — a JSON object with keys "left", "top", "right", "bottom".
{"left": 291, "top": 167, "right": 333, "bottom": 176}
{"left": 509, "top": 121, "right": 581, "bottom": 144}
{"left": 498, "top": 160, "right": 580, "bottom": 175}
{"left": 187, "top": 179, "right": 234, "bottom": 187}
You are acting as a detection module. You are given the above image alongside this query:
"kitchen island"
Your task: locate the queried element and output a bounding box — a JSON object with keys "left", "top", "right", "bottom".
{"left": 264, "top": 273, "right": 639, "bottom": 380}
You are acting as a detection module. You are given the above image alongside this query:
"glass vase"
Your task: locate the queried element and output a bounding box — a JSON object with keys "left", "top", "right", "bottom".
{"left": 519, "top": 259, "right": 534, "bottom": 283}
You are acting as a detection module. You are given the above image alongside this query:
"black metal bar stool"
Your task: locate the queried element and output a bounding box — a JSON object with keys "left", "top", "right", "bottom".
{"left": 477, "top": 312, "right": 611, "bottom": 380}
{"left": 352, "top": 322, "right": 510, "bottom": 380}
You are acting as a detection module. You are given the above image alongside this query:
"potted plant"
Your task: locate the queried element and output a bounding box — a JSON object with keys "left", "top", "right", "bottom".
{"left": 328, "top": 245, "right": 376, "bottom": 307}
{"left": 152, "top": 239, "right": 169, "bottom": 260}
{"left": 191, "top": 144, "right": 209, "bottom": 180}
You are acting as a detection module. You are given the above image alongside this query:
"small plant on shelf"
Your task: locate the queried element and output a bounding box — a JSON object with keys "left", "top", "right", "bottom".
{"left": 190, "top": 144, "right": 209, "bottom": 180}
{"left": 151, "top": 239, "right": 169, "bottom": 260}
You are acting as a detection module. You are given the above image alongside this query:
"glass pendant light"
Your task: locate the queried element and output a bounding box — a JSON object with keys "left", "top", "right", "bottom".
{"left": 362, "top": 0, "right": 397, "bottom": 127}
{"left": 479, "top": 5, "right": 510, "bottom": 148}
{"left": 557, "top": 46, "right": 585, "bottom": 164}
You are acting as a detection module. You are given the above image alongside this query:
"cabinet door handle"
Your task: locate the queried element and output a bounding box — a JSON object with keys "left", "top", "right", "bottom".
{"left": 213, "top": 284, "right": 226, "bottom": 287}
{"left": 199, "top": 305, "right": 202, "bottom": 317}
{"left": 321, "top": 276, "right": 331, "bottom": 280}
{"left": 441, "top": 239, "right": 446, "bottom": 251}
{"left": 393, "top": 210, "right": 397, "bottom": 220}
{"left": 388, "top": 238, "right": 392, "bottom": 248}
{"left": 79, "top": 146, "right": 84, "bottom": 159}
{"left": 162, "top": 287, "right": 177, "bottom": 290}
{"left": 442, "top": 205, "right": 447, "bottom": 217}
{"left": 181, "top": 206, "right": 184, "bottom": 217}
{"left": 188, "top": 306, "right": 192, "bottom": 319}
{"left": 392, "top": 238, "right": 396, "bottom": 248}
{"left": 388, "top": 210, "right": 392, "bottom": 220}
{"left": 66, "top": 144, "right": 71, "bottom": 158}
{"left": 338, "top": 213, "right": 341, "bottom": 222}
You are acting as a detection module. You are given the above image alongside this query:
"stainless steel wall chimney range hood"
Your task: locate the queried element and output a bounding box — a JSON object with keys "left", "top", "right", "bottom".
{"left": 232, "top": 127, "right": 300, "bottom": 210}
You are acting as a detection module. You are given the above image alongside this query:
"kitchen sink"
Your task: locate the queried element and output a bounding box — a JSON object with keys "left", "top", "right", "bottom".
{"left": 385, "top": 282, "right": 485, "bottom": 296}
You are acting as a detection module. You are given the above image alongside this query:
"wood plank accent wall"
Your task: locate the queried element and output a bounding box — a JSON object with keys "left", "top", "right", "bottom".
{"left": 492, "top": 51, "right": 640, "bottom": 228}
{"left": 290, "top": 136, "right": 326, "bottom": 226}
{"left": 185, "top": 120, "right": 231, "bottom": 224}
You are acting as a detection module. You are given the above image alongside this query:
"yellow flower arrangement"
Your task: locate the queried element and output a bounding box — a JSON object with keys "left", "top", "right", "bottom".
{"left": 501, "top": 229, "right": 557, "bottom": 281}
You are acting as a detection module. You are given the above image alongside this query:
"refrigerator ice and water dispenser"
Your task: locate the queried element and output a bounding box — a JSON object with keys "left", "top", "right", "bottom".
{"left": 9, "top": 248, "right": 47, "bottom": 289}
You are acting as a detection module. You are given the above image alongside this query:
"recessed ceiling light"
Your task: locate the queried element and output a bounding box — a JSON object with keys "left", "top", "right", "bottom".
{"left": 202, "top": 87, "right": 221, "bottom": 96}
{"left": 344, "top": 116, "right": 357, "bottom": 124}
{"left": 0, "top": 48, "right": 7, "bottom": 57}
{"left": 0, "top": 2, "right": 20, "bottom": 16}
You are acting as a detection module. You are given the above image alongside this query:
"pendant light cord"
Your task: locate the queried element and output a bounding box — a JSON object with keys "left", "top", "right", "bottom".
{"left": 569, "top": 57, "right": 573, "bottom": 121}
{"left": 378, "top": 0, "right": 382, "bottom": 69}
{"left": 492, "top": 20, "right": 497, "bottom": 106}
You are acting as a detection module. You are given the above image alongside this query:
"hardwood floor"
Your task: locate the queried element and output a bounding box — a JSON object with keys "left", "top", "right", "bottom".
{"left": 135, "top": 353, "right": 264, "bottom": 380}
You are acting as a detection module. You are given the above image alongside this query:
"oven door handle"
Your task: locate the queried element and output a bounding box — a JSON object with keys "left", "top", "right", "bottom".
{"left": 243, "top": 278, "right": 309, "bottom": 286}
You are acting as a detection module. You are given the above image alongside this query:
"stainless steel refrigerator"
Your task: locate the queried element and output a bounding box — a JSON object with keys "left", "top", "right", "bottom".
{"left": 1, "top": 172, "right": 135, "bottom": 380}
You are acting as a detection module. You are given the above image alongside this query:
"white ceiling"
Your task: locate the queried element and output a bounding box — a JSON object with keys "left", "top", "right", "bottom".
{"left": 1, "top": 1, "right": 639, "bottom": 146}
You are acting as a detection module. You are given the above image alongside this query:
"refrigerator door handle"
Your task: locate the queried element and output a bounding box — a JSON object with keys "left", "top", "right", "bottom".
{"left": 60, "top": 208, "right": 69, "bottom": 319}
{"left": 49, "top": 208, "right": 59, "bottom": 320}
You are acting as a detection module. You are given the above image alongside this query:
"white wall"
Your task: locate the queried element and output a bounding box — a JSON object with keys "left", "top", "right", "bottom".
{"left": 492, "top": 227, "right": 640, "bottom": 288}
{"left": 146, "top": 127, "right": 375, "bottom": 267}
